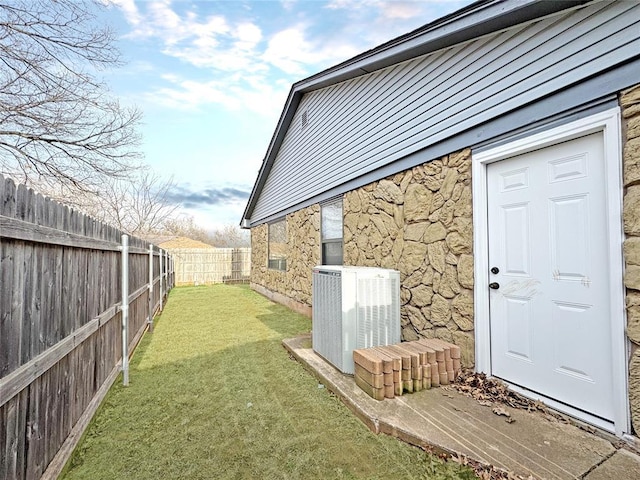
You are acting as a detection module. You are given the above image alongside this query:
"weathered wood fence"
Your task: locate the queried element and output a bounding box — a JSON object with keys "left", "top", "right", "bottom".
{"left": 0, "top": 175, "right": 174, "bottom": 480}
{"left": 171, "top": 247, "right": 250, "bottom": 286}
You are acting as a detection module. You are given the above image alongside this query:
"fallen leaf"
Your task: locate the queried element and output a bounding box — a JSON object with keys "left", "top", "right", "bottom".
{"left": 492, "top": 406, "right": 511, "bottom": 418}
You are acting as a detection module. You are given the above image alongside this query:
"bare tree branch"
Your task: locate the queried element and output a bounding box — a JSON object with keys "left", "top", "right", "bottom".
{"left": 40, "top": 168, "right": 181, "bottom": 235}
{"left": 209, "top": 225, "right": 250, "bottom": 248}
{"left": 0, "top": 0, "right": 142, "bottom": 192}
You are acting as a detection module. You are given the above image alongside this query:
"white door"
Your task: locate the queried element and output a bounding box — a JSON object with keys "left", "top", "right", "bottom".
{"left": 487, "top": 132, "right": 614, "bottom": 421}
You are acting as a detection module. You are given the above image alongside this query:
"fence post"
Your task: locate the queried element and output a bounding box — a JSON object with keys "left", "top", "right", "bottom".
{"left": 159, "top": 248, "right": 164, "bottom": 311}
{"left": 163, "top": 250, "right": 167, "bottom": 291}
{"left": 167, "top": 252, "right": 171, "bottom": 289}
{"left": 166, "top": 250, "right": 170, "bottom": 290}
{"left": 121, "top": 234, "right": 130, "bottom": 386}
{"left": 148, "top": 244, "right": 154, "bottom": 333}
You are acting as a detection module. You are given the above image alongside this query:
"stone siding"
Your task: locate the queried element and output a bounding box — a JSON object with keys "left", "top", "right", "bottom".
{"left": 250, "top": 92, "right": 640, "bottom": 434}
{"left": 343, "top": 149, "right": 475, "bottom": 367}
{"left": 622, "top": 84, "right": 640, "bottom": 434}
{"left": 250, "top": 204, "right": 320, "bottom": 313}
{"left": 288, "top": 206, "right": 322, "bottom": 306}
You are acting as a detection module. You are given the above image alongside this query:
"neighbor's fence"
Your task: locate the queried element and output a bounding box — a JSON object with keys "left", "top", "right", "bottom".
{"left": 171, "top": 247, "right": 250, "bottom": 286}
{"left": 0, "top": 175, "right": 174, "bottom": 480}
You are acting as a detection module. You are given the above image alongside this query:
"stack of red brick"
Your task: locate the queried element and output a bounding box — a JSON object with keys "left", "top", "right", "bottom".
{"left": 353, "top": 339, "right": 462, "bottom": 400}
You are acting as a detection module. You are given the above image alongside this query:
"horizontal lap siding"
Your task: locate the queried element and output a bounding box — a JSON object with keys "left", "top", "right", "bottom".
{"left": 251, "top": 1, "right": 640, "bottom": 223}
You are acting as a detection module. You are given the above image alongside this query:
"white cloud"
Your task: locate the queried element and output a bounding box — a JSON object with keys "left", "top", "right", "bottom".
{"left": 114, "top": 1, "right": 272, "bottom": 77}
{"left": 149, "top": 80, "right": 234, "bottom": 111}
{"left": 104, "top": 0, "right": 474, "bottom": 229}
{"left": 111, "top": 0, "right": 468, "bottom": 115}
{"left": 143, "top": 74, "right": 289, "bottom": 119}
{"left": 263, "top": 25, "right": 362, "bottom": 75}
{"left": 105, "top": 0, "right": 142, "bottom": 25}
{"left": 147, "top": 1, "right": 184, "bottom": 35}
{"left": 280, "top": 0, "right": 298, "bottom": 12}
{"left": 324, "top": 0, "right": 468, "bottom": 45}
{"left": 379, "top": 2, "right": 425, "bottom": 20}
{"left": 262, "top": 27, "right": 310, "bottom": 75}
{"left": 236, "top": 22, "right": 263, "bottom": 47}
{"left": 109, "top": 2, "right": 336, "bottom": 113}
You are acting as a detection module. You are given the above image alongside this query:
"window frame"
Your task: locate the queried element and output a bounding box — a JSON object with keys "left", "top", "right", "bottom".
{"left": 267, "top": 218, "right": 287, "bottom": 271}
{"left": 320, "top": 197, "right": 343, "bottom": 265}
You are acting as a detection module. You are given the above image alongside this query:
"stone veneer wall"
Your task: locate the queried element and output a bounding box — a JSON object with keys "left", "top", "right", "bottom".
{"left": 343, "top": 149, "right": 475, "bottom": 367}
{"left": 250, "top": 204, "right": 320, "bottom": 312}
{"left": 622, "top": 84, "right": 640, "bottom": 435}
{"left": 250, "top": 94, "right": 640, "bottom": 433}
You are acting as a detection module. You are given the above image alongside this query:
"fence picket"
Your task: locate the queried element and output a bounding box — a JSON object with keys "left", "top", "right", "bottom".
{"left": 169, "top": 248, "right": 250, "bottom": 286}
{"left": 0, "top": 175, "right": 174, "bottom": 480}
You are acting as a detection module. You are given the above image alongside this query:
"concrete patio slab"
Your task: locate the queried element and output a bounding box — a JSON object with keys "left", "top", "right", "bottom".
{"left": 584, "top": 449, "right": 640, "bottom": 480}
{"left": 283, "top": 335, "right": 640, "bottom": 479}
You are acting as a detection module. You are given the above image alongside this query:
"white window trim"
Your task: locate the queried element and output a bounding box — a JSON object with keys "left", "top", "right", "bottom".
{"left": 471, "top": 108, "right": 628, "bottom": 435}
{"left": 320, "top": 197, "right": 343, "bottom": 265}
{"left": 267, "top": 218, "right": 287, "bottom": 271}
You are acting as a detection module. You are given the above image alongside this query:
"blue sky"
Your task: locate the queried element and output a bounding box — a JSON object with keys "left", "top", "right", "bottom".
{"left": 102, "top": 0, "right": 472, "bottom": 230}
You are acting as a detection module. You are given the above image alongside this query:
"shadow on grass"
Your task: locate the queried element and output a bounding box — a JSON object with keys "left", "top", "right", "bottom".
{"left": 61, "top": 284, "right": 475, "bottom": 480}
{"left": 255, "top": 302, "right": 311, "bottom": 338}
{"left": 64, "top": 344, "right": 474, "bottom": 480}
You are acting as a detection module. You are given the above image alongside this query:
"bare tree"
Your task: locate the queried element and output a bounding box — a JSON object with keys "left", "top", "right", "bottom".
{"left": 162, "top": 214, "right": 213, "bottom": 244}
{"left": 0, "top": 0, "right": 142, "bottom": 191}
{"left": 43, "top": 168, "right": 180, "bottom": 235}
{"left": 209, "top": 224, "right": 250, "bottom": 248}
{"left": 161, "top": 218, "right": 249, "bottom": 247}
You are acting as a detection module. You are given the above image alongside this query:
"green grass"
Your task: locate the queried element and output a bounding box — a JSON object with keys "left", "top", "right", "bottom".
{"left": 61, "top": 285, "right": 475, "bottom": 480}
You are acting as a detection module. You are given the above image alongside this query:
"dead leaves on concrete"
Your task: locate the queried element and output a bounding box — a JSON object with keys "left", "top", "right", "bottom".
{"left": 448, "top": 452, "right": 536, "bottom": 480}
{"left": 447, "top": 371, "right": 549, "bottom": 423}
{"left": 448, "top": 370, "right": 582, "bottom": 433}
{"left": 491, "top": 406, "right": 515, "bottom": 423}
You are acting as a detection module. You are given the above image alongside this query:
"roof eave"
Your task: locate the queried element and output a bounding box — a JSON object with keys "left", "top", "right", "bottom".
{"left": 240, "top": 85, "right": 303, "bottom": 227}
{"left": 241, "top": 0, "right": 591, "bottom": 226}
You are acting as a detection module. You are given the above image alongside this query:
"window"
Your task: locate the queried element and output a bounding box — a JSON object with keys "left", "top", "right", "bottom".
{"left": 268, "top": 219, "right": 287, "bottom": 270}
{"left": 321, "top": 198, "right": 343, "bottom": 265}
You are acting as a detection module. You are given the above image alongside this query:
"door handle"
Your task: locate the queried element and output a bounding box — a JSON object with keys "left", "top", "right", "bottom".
{"left": 489, "top": 282, "right": 500, "bottom": 290}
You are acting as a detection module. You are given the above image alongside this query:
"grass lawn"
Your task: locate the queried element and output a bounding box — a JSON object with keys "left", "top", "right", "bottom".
{"left": 61, "top": 285, "right": 476, "bottom": 479}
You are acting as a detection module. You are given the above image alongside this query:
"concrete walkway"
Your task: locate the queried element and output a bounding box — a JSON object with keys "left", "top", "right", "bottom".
{"left": 283, "top": 335, "right": 640, "bottom": 480}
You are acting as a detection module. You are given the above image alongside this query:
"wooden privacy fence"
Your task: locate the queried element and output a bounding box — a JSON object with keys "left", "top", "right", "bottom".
{"left": 0, "top": 175, "right": 175, "bottom": 480}
{"left": 171, "top": 247, "right": 250, "bottom": 286}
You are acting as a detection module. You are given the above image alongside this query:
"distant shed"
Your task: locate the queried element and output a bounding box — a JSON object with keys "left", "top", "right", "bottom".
{"left": 157, "top": 236, "right": 215, "bottom": 249}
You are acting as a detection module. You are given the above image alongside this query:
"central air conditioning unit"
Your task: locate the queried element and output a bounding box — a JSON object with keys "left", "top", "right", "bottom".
{"left": 312, "top": 266, "right": 401, "bottom": 374}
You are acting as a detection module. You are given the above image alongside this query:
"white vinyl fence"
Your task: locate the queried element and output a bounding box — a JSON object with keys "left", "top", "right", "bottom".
{"left": 171, "top": 247, "right": 250, "bottom": 286}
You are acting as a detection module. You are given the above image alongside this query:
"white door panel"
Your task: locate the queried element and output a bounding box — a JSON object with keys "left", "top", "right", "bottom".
{"left": 487, "top": 133, "right": 614, "bottom": 421}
